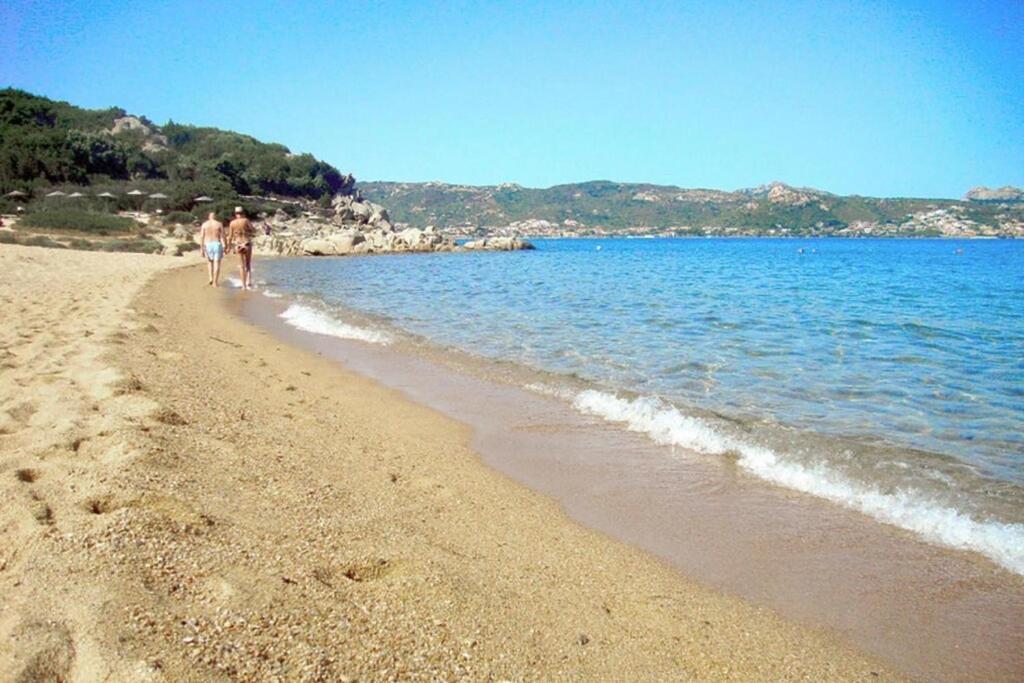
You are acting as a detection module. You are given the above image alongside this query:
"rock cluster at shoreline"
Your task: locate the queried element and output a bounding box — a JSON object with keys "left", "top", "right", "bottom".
{"left": 253, "top": 194, "right": 534, "bottom": 256}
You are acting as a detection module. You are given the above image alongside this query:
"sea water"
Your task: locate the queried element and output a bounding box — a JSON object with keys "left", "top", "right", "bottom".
{"left": 259, "top": 238, "right": 1024, "bottom": 573}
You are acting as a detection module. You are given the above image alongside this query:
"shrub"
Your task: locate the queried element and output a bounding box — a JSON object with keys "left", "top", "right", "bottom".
{"left": 99, "top": 237, "right": 163, "bottom": 253}
{"left": 22, "top": 234, "right": 67, "bottom": 248}
{"left": 174, "top": 241, "right": 200, "bottom": 256}
{"left": 19, "top": 209, "right": 138, "bottom": 234}
{"left": 161, "top": 210, "right": 194, "bottom": 225}
{"left": 276, "top": 202, "right": 302, "bottom": 218}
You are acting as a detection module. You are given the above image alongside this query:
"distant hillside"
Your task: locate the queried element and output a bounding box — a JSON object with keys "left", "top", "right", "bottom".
{"left": 359, "top": 180, "right": 1024, "bottom": 238}
{"left": 0, "top": 89, "right": 354, "bottom": 210}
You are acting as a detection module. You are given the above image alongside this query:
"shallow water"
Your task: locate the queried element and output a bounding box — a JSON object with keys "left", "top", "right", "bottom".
{"left": 258, "top": 237, "right": 1024, "bottom": 573}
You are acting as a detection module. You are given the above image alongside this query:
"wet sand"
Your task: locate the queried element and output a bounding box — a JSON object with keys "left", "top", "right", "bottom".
{"left": 236, "top": 275, "right": 1024, "bottom": 682}
{"left": 1, "top": 246, "right": 897, "bottom": 680}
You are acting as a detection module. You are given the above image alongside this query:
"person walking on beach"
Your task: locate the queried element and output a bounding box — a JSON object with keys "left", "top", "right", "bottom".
{"left": 228, "top": 206, "right": 256, "bottom": 290}
{"left": 199, "top": 212, "right": 225, "bottom": 287}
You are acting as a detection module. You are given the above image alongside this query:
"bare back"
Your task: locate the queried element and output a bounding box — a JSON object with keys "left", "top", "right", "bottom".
{"left": 200, "top": 219, "right": 223, "bottom": 243}
{"left": 228, "top": 217, "right": 255, "bottom": 248}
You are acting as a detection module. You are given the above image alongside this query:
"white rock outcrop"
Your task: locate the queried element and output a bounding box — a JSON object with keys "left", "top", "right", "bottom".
{"left": 252, "top": 195, "right": 533, "bottom": 257}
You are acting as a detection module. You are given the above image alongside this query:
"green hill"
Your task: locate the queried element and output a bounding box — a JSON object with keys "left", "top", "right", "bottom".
{"left": 2, "top": 89, "right": 1020, "bottom": 238}
{"left": 0, "top": 89, "right": 353, "bottom": 212}
{"left": 359, "top": 180, "right": 1024, "bottom": 237}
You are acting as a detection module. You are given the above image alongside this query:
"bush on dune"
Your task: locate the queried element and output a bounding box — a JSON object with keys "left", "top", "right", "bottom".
{"left": 18, "top": 209, "right": 139, "bottom": 235}
{"left": 99, "top": 237, "right": 163, "bottom": 253}
{"left": 161, "top": 210, "right": 195, "bottom": 226}
{"left": 174, "top": 241, "right": 200, "bottom": 255}
{"left": 22, "top": 234, "right": 68, "bottom": 248}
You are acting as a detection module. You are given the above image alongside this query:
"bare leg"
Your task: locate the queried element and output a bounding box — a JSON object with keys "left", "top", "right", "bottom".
{"left": 238, "top": 250, "right": 247, "bottom": 288}
{"left": 206, "top": 258, "right": 214, "bottom": 285}
{"left": 243, "top": 249, "right": 254, "bottom": 288}
{"left": 212, "top": 257, "right": 222, "bottom": 287}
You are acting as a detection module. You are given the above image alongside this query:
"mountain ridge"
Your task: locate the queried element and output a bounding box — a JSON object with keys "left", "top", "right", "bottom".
{"left": 358, "top": 179, "right": 1024, "bottom": 238}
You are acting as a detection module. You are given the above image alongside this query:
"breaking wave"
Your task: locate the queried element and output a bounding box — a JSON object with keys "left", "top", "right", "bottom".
{"left": 572, "top": 389, "right": 1024, "bottom": 575}
{"left": 279, "top": 303, "right": 391, "bottom": 345}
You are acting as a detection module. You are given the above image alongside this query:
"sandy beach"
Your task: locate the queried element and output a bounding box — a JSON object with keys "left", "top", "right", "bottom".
{"left": 0, "top": 245, "right": 897, "bottom": 681}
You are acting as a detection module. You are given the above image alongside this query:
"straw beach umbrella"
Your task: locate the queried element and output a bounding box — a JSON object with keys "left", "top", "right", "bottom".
{"left": 67, "top": 192, "right": 87, "bottom": 198}
{"left": 193, "top": 195, "right": 214, "bottom": 203}
{"left": 46, "top": 190, "right": 66, "bottom": 197}
{"left": 5, "top": 190, "right": 28, "bottom": 198}
{"left": 96, "top": 191, "right": 118, "bottom": 213}
{"left": 125, "top": 189, "right": 146, "bottom": 213}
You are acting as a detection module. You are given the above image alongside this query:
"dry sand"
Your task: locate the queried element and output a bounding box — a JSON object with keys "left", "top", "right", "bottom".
{"left": 0, "top": 245, "right": 898, "bottom": 681}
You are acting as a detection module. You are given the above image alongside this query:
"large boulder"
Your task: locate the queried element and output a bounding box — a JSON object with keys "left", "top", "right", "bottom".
{"left": 461, "top": 236, "right": 535, "bottom": 251}
{"left": 326, "top": 232, "right": 364, "bottom": 254}
{"left": 350, "top": 201, "right": 373, "bottom": 224}
{"left": 331, "top": 194, "right": 391, "bottom": 229}
{"left": 397, "top": 227, "right": 423, "bottom": 248}
{"left": 299, "top": 238, "right": 338, "bottom": 256}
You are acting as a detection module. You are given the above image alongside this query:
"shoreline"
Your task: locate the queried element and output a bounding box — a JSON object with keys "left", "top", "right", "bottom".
{"left": 1, "top": 247, "right": 898, "bottom": 680}
{"left": 235, "top": 264, "right": 1024, "bottom": 681}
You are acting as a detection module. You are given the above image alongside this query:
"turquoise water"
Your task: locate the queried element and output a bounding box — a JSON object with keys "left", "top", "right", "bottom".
{"left": 258, "top": 238, "right": 1024, "bottom": 572}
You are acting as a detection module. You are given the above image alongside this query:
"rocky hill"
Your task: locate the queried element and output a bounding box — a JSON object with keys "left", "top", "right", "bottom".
{"left": 965, "top": 186, "right": 1024, "bottom": 203}
{"left": 359, "top": 180, "right": 1024, "bottom": 238}
{"left": 0, "top": 90, "right": 536, "bottom": 257}
{"left": 0, "top": 89, "right": 352, "bottom": 208}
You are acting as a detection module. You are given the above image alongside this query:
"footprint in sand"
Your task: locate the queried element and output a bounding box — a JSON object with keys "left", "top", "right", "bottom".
{"left": 410, "top": 475, "right": 454, "bottom": 500}
{"left": 3, "top": 620, "right": 75, "bottom": 682}
{"left": 151, "top": 408, "right": 188, "bottom": 427}
{"left": 28, "top": 492, "right": 54, "bottom": 526}
{"left": 0, "top": 402, "right": 38, "bottom": 434}
{"left": 338, "top": 558, "right": 395, "bottom": 583}
{"left": 7, "top": 401, "right": 38, "bottom": 425}
{"left": 113, "top": 376, "right": 145, "bottom": 396}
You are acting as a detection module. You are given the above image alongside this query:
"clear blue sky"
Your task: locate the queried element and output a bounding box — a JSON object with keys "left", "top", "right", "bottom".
{"left": 3, "top": 1, "right": 1022, "bottom": 198}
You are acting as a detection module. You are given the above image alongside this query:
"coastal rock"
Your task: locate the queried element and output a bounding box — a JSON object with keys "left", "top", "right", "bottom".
{"left": 299, "top": 238, "right": 337, "bottom": 256}
{"left": 328, "top": 232, "right": 365, "bottom": 253}
{"left": 331, "top": 194, "right": 391, "bottom": 228}
{"left": 964, "top": 186, "right": 1023, "bottom": 202}
{"left": 251, "top": 193, "right": 533, "bottom": 257}
{"left": 460, "top": 236, "right": 535, "bottom": 251}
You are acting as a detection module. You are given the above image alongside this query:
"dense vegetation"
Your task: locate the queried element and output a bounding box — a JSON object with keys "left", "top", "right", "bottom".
{"left": 359, "top": 180, "right": 1024, "bottom": 236}
{"left": 0, "top": 227, "right": 163, "bottom": 253}
{"left": 0, "top": 89, "right": 354, "bottom": 211}
{"left": 18, "top": 208, "right": 139, "bottom": 235}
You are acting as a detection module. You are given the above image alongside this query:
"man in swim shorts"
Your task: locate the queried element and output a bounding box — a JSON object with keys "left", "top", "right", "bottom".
{"left": 227, "top": 206, "right": 256, "bottom": 290}
{"left": 199, "top": 212, "right": 225, "bottom": 287}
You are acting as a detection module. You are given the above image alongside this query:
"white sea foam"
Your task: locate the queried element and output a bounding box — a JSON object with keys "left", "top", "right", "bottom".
{"left": 279, "top": 304, "right": 391, "bottom": 345}
{"left": 524, "top": 382, "right": 577, "bottom": 401}
{"left": 572, "top": 389, "right": 1024, "bottom": 575}
{"left": 262, "top": 289, "right": 283, "bottom": 299}
{"left": 226, "top": 276, "right": 243, "bottom": 289}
